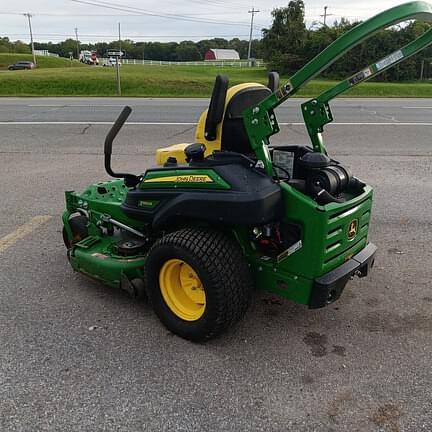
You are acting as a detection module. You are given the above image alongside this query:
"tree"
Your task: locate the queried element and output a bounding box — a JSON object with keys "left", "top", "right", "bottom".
{"left": 0, "top": 37, "right": 11, "bottom": 53}
{"left": 228, "top": 38, "right": 250, "bottom": 59}
{"left": 261, "top": 0, "right": 307, "bottom": 73}
{"left": 12, "top": 40, "right": 30, "bottom": 53}
{"left": 176, "top": 41, "right": 201, "bottom": 61}
{"left": 56, "top": 39, "right": 80, "bottom": 58}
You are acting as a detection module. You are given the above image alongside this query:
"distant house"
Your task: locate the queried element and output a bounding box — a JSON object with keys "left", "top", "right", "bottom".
{"left": 204, "top": 49, "right": 240, "bottom": 61}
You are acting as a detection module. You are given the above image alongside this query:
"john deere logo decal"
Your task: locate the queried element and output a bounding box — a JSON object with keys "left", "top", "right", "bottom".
{"left": 175, "top": 175, "right": 211, "bottom": 183}
{"left": 144, "top": 175, "right": 213, "bottom": 184}
{"left": 348, "top": 219, "right": 358, "bottom": 240}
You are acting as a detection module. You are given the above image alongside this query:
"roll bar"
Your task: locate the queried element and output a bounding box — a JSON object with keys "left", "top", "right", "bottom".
{"left": 244, "top": 1, "right": 432, "bottom": 174}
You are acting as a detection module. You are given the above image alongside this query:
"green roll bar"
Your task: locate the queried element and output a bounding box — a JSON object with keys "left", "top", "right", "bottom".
{"left": 244, "top": 1, "right": 432, "bottom": 174}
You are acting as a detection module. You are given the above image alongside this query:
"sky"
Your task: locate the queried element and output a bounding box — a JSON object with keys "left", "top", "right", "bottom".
{"left": 1, "top": 0, "right": 405, "bottom": 44}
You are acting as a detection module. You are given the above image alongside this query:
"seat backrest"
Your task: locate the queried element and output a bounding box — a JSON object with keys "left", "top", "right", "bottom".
{"left": 156, "top": 75, "right": 274, "bottom": 166}
{"left": 204, "top": 75, "right": 229, "bottom": 141}
{"left": 194, "top": 76, "right": 273, "bottom": 156}
{"left": 221, "top": 86, "right": 271, "bottom": 154}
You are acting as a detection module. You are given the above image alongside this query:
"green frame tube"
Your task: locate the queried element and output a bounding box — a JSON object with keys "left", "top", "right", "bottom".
{"left": 244, "top": 1, "right": 432, "bottom": 172}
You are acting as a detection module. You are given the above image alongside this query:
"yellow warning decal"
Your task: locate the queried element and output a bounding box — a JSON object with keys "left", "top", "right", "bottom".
{"left": 143, "top": 175, "right": 214, "bottom": 184}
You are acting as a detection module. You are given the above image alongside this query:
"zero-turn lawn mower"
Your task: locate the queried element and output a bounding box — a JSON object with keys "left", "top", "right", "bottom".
{"left": 63, "top": 2, "right": 432, "bottom": 341}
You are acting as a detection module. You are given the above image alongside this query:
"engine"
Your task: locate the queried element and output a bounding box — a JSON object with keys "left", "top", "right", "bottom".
{"left": 299, "top": 152, "right": 355, "bottom": 205}
{"left": 272, "top": 147, "right": 363, "bottom": 206}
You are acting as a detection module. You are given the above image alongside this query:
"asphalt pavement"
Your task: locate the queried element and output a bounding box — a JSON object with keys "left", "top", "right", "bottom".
{"left": 0, "top": 98, "right": 431, "bottom": 431}
{"left": 1, "top": 97, "right": 432, "bottom": 124}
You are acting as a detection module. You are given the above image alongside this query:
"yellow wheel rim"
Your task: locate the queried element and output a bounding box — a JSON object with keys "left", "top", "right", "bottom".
{"left": 159, "top": 259, "right": 206, "bottom": 321}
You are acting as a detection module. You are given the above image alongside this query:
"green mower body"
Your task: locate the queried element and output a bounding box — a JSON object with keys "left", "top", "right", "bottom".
{"left": 63, "top": 2, "right": 432, "bottom": 340}
{"left": 64, "top": 155, "right": 375, "bottom": 309}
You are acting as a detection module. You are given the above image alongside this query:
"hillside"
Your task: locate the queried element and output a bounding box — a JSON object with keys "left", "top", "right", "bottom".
{"left": 0, "top": 53, "right": 85, "bottom": 69}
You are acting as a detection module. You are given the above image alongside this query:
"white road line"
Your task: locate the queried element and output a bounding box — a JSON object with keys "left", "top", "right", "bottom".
{"left": 0, "top": 215, "right": 52, "bottom": 255}
{"left": 27, "top": 104, "right": 129, "bottom": 108}
{"left": 0, "top": 121, "right": 195, "bottom": 125}
{"left": 0, "top": 121, "right": 432, "bottom": 126}
{"left": 402, "top": 106, "right": 432, "bottom": 109}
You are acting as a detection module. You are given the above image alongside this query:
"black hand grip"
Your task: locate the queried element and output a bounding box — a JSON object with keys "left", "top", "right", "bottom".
{"left": 104, "top": 106, "right": 132, "bottom": 156}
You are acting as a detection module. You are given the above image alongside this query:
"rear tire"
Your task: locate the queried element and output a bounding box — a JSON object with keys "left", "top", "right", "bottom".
{"left": 145, "top": 228, "right": 252, "bottom": 341}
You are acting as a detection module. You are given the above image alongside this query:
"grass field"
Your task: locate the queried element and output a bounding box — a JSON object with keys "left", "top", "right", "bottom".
{"left": 0, "top": 57, "right": 431, "bottom": 97}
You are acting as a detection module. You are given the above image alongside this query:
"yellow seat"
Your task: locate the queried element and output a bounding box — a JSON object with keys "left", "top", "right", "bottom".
{"left": 155, "top": 76, "right": 274, "bottom": 165}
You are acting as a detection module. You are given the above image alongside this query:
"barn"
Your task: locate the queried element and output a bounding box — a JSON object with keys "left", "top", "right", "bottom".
{"left": 204, "top": 49, "right": 240, "bottom": 61}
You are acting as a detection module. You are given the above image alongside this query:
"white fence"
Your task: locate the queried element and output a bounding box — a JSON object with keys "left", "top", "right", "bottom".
{"left": 120, "top": 59, "right": 265, "bottom": 67}
{"left": 34, "top": 50, "right": 59, "bottom": 57}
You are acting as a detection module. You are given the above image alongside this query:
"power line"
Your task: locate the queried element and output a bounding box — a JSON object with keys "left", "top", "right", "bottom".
{"left": 0, "top": 12, "right": 135, "bottom": 16}
{"left": 182, "top": 0, "right": 254, "bottom": 11}
{"left": 0, "top": 9, "right": 359, "bottom": 20}
{"left": 0, "top": 4, "right": 265, "bottom": 35}
{"left": 0, "top": 10, "right": 270, "bottom": 17}
{"left": 70, "top": 0, "right": 260, "bottom": 29}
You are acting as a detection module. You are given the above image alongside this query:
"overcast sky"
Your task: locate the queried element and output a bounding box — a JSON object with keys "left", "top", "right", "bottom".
{"left": 1, "top": 0, "right": 404, "bottom": 43}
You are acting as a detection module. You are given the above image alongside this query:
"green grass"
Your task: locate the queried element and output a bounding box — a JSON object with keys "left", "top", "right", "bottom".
{"left": 0, "top": 53, "right": 84, "bottom": 70}
{"left": 0, "top": 63, "right": 431, "bottom": 97}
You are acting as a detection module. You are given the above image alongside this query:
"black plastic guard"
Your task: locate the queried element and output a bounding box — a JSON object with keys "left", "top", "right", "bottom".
{"left": 309, "top": 243, "right": 377, "bottom": 309}
{"left": 122, "top": 162, "right": 283, "bottom": 228}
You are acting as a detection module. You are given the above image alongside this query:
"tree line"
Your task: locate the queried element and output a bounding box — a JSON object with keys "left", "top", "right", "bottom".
{"left": 2, "top": 1, "right": 431, "bottom": 81}
{"left": 0, "top": 37, "right": 31, "bottom": 54}
{"left": 31, "top": 38, "right": 263, "bottom": 62}
{"left": 261, "top": 0, "right": 432, "bottom": 81}
{"left": 1, "top": 35, "right": 262, "bottom": 61}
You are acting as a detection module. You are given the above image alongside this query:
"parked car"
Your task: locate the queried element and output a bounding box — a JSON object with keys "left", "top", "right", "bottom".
{"left": 8, "top": 61, "right": 35, "bottom": 70}
{"left": 103, "top": 57, "right": 122, "bottom": 67}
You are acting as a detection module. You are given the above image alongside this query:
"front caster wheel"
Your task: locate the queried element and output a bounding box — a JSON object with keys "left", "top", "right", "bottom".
{"left": 145, "top": 228, "right": 252, "bottom": 341}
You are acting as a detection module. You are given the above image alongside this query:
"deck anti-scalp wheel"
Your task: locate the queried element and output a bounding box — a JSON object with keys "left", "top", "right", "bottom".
{"left": 145, "top": 228, "right": 252, "bottom": 341}
{"left": 62, "top": 215, "right": 89, "bottom": 248}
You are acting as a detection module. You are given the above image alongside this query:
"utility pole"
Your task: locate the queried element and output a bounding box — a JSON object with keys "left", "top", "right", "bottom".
{"left": 117, "top": 23, "right": 122, "bottom": 95}
{"left": 74, "top": 27, "right": 80, "bottom": 60}
{"left": 248, "top": 8, "right": 260, "bottom": 64}
{"left": 24, "top": 13, "right": 36, "bottom": 67}
{"left": 320, "top": 6, "right": 333, "bottom": 27}
{"left": 118, "top": 22, "right": 121, "bottom": 52}
{"left": 116, "top": 55, "right": 121, "bottom": 95}
{"left": 420, "top": 59, "right": 425, "bottom": 80}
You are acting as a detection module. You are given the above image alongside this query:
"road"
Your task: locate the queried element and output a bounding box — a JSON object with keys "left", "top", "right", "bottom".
{"left": 1, "top": 97, "right": 432, "bottom": 124}
{"left": 0, "top": 98, "right": 431, "bottom": 431}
